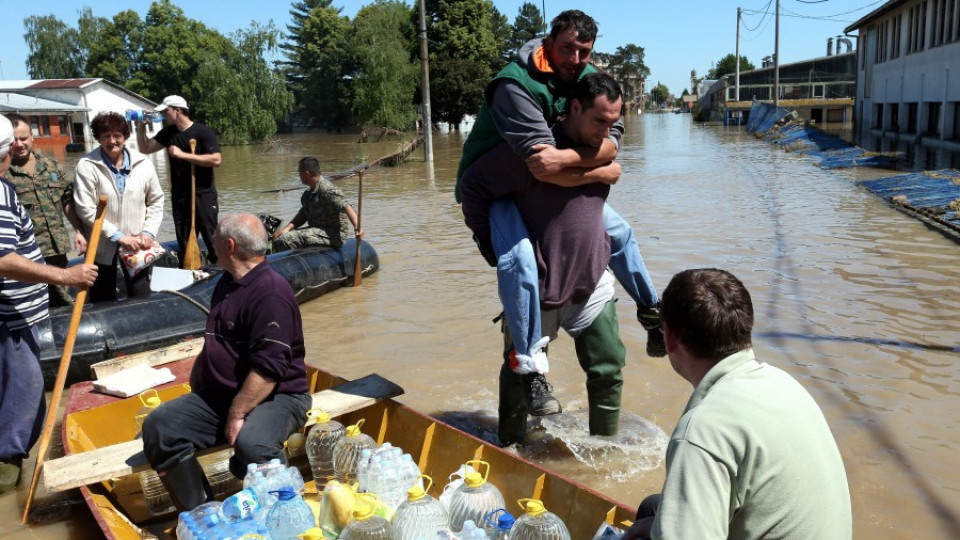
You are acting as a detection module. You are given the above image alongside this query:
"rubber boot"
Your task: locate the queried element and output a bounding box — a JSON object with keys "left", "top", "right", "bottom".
{"left": 638, "top": 302, "right": 666, "bottom": 358}
{"left": 574, "top": 300, "right": 626, "bottom": 436}
{"left": 157, "top": 453, "right": 214, "bottom": 512}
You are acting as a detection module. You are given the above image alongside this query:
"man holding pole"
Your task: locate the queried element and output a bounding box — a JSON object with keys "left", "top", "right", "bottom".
{"left": 0, "top": 115, "right": 97, "bottom": 493}
{"left": 136, "top": 95, "right": 222, "bottom": 266}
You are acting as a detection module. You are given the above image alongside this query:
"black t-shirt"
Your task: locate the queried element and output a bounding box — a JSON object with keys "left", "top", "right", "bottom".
{"left": 154, "top": 122, "right": 221, "bottom": 196}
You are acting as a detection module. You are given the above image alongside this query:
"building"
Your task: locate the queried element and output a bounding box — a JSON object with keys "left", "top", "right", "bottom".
{"left": 0, "top": 78, "right": 158, "bottom": 154}
{"left": 845, "top": 0, "right": 960, "bottom": 159}
{"left": 593, "top": 52, "right": 647, "bottom": 111}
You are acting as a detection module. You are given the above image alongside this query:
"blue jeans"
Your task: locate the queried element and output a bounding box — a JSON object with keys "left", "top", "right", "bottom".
{"left": 490, "top": 200, "right": 658, "bottom": 358}
{"left": 0, "top": 324, "right": 45, "bottom": 461}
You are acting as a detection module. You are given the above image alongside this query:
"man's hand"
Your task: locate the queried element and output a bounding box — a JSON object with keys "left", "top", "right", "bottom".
{"left": 118, "top": 234, "right": 141, "bottom": 252}
{"left": 73, "top": 231, "right": 88, "bottom": 254}
{"left": 355, "top": 228, "right": 365, "bottom": 240}
{"left": 525, "top": 144, "right": 571, "bottom": 176}
{"left": 225, "top": 416, "right": 245, "bottom": 446}
{"left": 167, "top": 145, "right": 185, "bottom": 160}
{"left": 272, "top": 224, "right": 292, "bottom": 240}
{"left": 61, "top": 264, "right": 97, "bottom": 288}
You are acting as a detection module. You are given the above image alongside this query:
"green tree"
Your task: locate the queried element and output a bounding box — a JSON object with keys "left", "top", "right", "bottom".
{"left": 23, "top": 14, "right": 84, "bottom": 78}
{"left": 489, "top": 4, "right": 512, "bottom": 71}
{"left": 650, "top": 82, "right": 669, "bottom": 108}
{"left": 86, "top": 10, "right": 145, "bottom": 83}
{"left": 349, "top": 0, "right": 418, "bottom": 130}
{"left": 280, "top": 0, "right": 353, "bottom": 129}
{"left": 707, "top": 53, "right": 755, "bottom": 79}
{"left": 609, "top": 43, "right": 650, "bottom": 105}
{"left": 509, "top": 2, "right": 544, "bottom": 55}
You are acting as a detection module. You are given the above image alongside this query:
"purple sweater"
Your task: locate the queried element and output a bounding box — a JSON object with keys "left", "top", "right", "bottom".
{"left": 460, "top": 126, "right": 611, "bottom": 309}
{"left": 190, "top": 261, "right": 309, "bottom": 407}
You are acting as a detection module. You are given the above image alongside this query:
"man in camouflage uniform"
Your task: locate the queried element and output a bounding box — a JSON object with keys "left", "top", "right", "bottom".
{"left": 5, "top": 114, "right": 81, "bottom": 307}
{"left": 271, "top": 157, "right": 364, "bottom": 251}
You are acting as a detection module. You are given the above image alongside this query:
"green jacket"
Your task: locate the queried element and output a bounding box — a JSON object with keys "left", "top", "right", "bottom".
{"left": 454, "top": 56, "right": 598, "bottom": 202}
{"left": 6, "top": 152, "right": 72, "bottom": 258}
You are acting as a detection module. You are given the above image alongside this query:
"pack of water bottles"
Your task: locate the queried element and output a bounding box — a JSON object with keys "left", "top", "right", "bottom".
{"left": 356, "top": 443, "right": 422, "bottom": 510}
{"left": 436, "top": 519, "right": 491, "bottom": 539}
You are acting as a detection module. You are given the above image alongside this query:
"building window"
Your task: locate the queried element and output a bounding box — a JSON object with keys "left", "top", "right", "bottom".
{"left": 890, "top": 103, "right": 900, "bottom": 131}
{"left": 875, "top": 103, "right": 884, "bottom": 129}
{"left": 41, "top": 116, "right": 51, "bottom": 137}
{"left": 952, "top": 103, "right": 960, "bottom": 139}
{"left": 891, "top": 14, "right": 902, "bottom": 58}
{"left": 926, "top": 102, "right": 942, "bottom": 136}
{"left": 907, "top": 102, "right": 919, "bottom": 133}
{"left": 58, "top": 116, "right": 67, "bottom": 135}
{"left": 29, "top": 116, "right": 40, "bottom": 137}
{"left": 908, "top": 2, "right": 930, "bottom": 53}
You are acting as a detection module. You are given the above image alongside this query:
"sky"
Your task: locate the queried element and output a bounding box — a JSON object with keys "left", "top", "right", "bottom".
{"left": 2, "top": 0, "right": 889, "bottom": 95}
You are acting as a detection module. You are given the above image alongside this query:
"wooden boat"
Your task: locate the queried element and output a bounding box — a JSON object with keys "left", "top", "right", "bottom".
{"left": 37, "top": 238, "right": 379, "bottom": 389}
{"left": 50, "top": 356, "right": 635, "bottom": 539}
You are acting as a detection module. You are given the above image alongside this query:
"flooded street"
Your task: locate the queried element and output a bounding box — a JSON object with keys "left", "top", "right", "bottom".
{"left": 3, "top": 113, "right": 959, "bottom": 539}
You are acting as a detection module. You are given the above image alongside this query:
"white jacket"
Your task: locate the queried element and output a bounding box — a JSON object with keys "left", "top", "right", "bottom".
{"left": 74, "top": 147, "right": 165, "bottom": 265}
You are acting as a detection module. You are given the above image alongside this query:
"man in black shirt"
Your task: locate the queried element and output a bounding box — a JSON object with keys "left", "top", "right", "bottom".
{"left": 136, "top": 95, "right": 222, "bottom": 265}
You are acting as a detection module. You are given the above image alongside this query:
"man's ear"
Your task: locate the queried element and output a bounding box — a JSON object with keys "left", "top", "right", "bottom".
{"left": 569, "top": 98, "right": 582, "bottom": 117}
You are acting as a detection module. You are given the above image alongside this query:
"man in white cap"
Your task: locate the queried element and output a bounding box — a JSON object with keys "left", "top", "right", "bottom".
{"left": 136, "top": 95, "right": 222, "bottom": 266}
{"left": 0, "top": 115, "right": 97, "bottom": 493}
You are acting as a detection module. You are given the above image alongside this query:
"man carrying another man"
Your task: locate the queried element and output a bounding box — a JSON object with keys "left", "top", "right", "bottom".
{"left": 0, "top": 115, "right": 97, "bottom": 493}
{"left": 623, "top": 268, "right": 852, "bottom": 540}
{"left": 461, "top": 72, "right": 627, "bottom": 446}
{"left": 142, "top": 213, "right": 310, "bottom": 510}
{"left": 271, "top": 157, "right": 364, "bottom": 251}
{"left": 136, "top": 95, "right": 222, "bottom": 266}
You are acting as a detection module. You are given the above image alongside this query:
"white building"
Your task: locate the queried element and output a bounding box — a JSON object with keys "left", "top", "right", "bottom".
{"left": 846, "top": 0, "right": 960, "bottom": 150}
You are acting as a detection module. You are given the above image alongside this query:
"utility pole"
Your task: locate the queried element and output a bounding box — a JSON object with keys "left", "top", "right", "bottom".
{"left": 418, "top": 0, "right": 433, "bottom": 163}
{"left": 735, "top": 8, "right": 741, "bottom": 103}
{"left": 542, "top": 1, "right": 548, "bottom": 33}
{"left": 774, "top": 0, "right": 780, "bottom": 108}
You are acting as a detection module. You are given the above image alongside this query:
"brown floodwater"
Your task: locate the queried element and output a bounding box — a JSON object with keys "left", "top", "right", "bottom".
{"left": 3, "top": 114, "right": 959, "bottom": 539}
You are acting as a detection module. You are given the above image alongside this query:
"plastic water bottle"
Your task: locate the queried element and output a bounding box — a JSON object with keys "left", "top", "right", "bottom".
{"left": 485, "top": 508, "right": 516, "bottom": 539}
{"left": 447, "top": 460, "right": 506, "bottom": 536}
{"left": 338, "top": 493, "right": 395, "bottom": 540}
{"left": 460, "top": 519, "right": 491, "bottom": 539}
{"left": 305, "top": 409, "right": 345, "bottom": 489}
{"left": 438, "top": 462, "right": 476, "bottom": 511}
{"left": 176, "top": 501, "right": 222, "bottom": 540}
{"left": 220, "top": 486, "right": 265, "bottom": 522}
{"left": 133, "top": 389, "right": 161, "bottom": 438}
{"left": 264, "top": 487, "right": 316, "bottom": 540}
{"left": 392, "top": 475, "right": 449, "bottom": 540}
{"left": 332, "top": 419, "right": 376, "bottom": 484}
{"left": 509, "top": 499, "right": 571, "bottom": 540}
{"left": 125, "top": 109, "right": 163, "bottom": 123}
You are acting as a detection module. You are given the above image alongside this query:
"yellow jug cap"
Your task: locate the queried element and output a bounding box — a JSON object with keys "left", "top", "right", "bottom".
{"left": 145, "top": 396, "right": 161, "bottom": 407}
{"left": 308, "top": 409, "right": 331, "bottom": 424}
{"left": 352, "top": 493, "right": 378, "bottom": 520}
{"left": 519, "top": 498, "right": 546, "bottom": 516}
{"left": 407, "top": 474, "right": 432, "bottom": 501}
{"left": 464, "top": 470, "right": 485, "bottom": 488}
{"left": 298, "top": 528, "right": 325, "bottom": 540}
{"left": 345, "top": 418, "right": 365, "bottom": 436}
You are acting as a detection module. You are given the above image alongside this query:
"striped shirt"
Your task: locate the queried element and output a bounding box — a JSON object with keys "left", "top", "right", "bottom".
{"left": 0, "top": 177, "right": 50, "bottom": 330}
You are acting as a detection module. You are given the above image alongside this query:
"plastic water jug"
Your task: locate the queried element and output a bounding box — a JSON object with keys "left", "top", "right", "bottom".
{"left": 392, "top": 475, "right": 449, "bottom": 540}
{"left": 264, "top": 487, "right": 316, "bottom": 540}
{"left": 439, "top": 462, "right": 476, "bottom": 511}
{"left": 125, "top": 109, "right": 163, "bottom": 123}
{"left": 509, "top": 499, "right": 571, "bottom": 540}
{"left": 338, "top": 493, "right": 396, "bottom": 540}
{"left": 305, "top": 409, "right": 345, "bottom": 489}
{"left": 485, "top": 508, "right": 516, "bottom": 539}
{"left": 133, "top": 389, "right": 161, "bottom": 438}
{"left": 332, "top": 419, "right": 376, "bottom": 484}
{"left": 447, "top": 460, "right": 506, "bottom": 535}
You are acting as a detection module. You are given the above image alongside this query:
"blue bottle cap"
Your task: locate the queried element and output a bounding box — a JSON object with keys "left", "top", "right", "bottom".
{"left": 269, "top": 486, "right": 296, "bottom": 501}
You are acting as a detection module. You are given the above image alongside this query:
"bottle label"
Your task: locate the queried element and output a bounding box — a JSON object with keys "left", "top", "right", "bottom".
{"left": 233, "top": 490, "right": 261, "bottom": 519}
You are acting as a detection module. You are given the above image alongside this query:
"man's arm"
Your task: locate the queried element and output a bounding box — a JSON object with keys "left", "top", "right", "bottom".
{"left": 527, "top": 138, "right": 619, "bottom": 178}
{"left": 225, "top": 369, "right": 277, "bottom": 445}
{"left": 167, "top": 148, "right": 222, "bottom": 167}
{"left": 344, "top": 206, "right": 364, "bottom": 240}
{"left": 535, "top": 161, "right": 621, "bottom": 188}
{"left": 652, "top": 440, "right": 732, "bottom": 539}
{"left": 0, "top": 252, "right": 96, "bottom": 287}
{"left": 135, "top": 123, "right": 165, "bottom": 154}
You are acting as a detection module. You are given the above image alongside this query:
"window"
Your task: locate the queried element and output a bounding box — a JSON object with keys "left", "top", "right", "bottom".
{"left": 41, "top": 116, "right": 51, "bottom": 137}
{"left": 907, "top": 102, "right": 919, "bottom": 132}
{"left": 926, "top": 102, "right": 942, "bottom": 136}
{"left": 58, "top": 116, "right": 67, "bottom": 135}
{"left": 29, "top": 116, "right": 39, "bottom": 136}
{"left": 890, "top": 103, "right": 900, "bottom": 131}
{"left": 891, "top": 14, "right": 902, "bottom": 59}
{"left": 953, "top": 103, "right": 960, "bottom": 139}
{"left": 875, "top": 103, "right": 884, "bottom": 129}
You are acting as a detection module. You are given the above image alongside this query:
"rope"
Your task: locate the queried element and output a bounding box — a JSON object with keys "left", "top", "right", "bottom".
{"left": 158, "top": 289, "right": 211, "bottom": 315}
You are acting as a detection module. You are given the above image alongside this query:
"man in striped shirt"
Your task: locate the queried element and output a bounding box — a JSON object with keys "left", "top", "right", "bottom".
{"left": 0, "top": 115, "right": 97, "bottom": 493}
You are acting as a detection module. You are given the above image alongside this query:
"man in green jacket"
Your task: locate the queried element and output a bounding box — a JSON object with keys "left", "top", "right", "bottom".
{"left": 624, "top": 268, "right": 852, "bottom": 540}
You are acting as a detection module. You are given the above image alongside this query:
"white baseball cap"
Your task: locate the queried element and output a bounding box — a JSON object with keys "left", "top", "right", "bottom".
{"left": 0, "top": 115, "right": 13, "bottom": 154}
{"left": 154, "top": 95, "right": 189, "bottom": 112}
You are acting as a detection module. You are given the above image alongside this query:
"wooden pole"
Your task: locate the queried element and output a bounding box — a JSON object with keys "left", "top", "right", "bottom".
{"left": 21, "top": 194, "right": 108, "bottom": 524}
{"left": 352, "top": 170, "right": 364, "bottom": 287}
{"left": 182, "top": 139, "right": 202, "bottom": 270}
{"left": 418, "top": 0, "right": 433, "bottom": 163}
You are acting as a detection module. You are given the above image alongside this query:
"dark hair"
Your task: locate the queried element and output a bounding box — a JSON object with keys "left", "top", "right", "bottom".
{"left": 570, "top": 72, "right": 622, "bottom": 111}
{"left": 661, "top": 268, "right": 754, "bottom": 362}
{"left": 549, "top": 10, "right": 598, "bottom": 43}
{"left": 298, "top": 156, "right": 321, "bottom": 176}
{"left": 5, "top": 113, "right": 29, "bottom": 129}
{"left": 91, "top": 112, "right": 130, "bottom": 140}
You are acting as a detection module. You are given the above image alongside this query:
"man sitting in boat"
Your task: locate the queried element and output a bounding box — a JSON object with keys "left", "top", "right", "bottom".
{"left": 460, "top": 72, "right": 627, "bottom": 446}
{"left": 271, "top": 157, "right": 364, "bottom": 251}
{"left": 623, "top": 269, "right": 852, "bottom": 540}
{"left": 141, "top": 213, "right": 311, "bottom": 511}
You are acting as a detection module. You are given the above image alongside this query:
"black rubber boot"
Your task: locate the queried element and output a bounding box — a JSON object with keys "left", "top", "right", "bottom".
{"left": 637, "top": 302, "right": 667, "bottom": 358}
{"left": 522, "top": 373, "right": 562, "bottom": 416}
{"left": 157, "top": 453, "right": 214, "bottom": 512}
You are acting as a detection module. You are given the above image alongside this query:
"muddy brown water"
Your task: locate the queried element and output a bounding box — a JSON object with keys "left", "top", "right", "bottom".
{"left": 3, "top": 114, "right": 959, "bottom": 539}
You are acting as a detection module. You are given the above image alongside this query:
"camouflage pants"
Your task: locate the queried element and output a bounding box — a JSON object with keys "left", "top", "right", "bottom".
{"left": 272, "top": 227, "right": 341, "bottom": 252}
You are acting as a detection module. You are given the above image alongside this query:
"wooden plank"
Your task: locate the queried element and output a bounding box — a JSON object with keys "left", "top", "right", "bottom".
{"left": 43, "top": 373, "right": 404, "bottom": 493}
{"left": 90, "top": 338, "right": 205, "bottom": 379}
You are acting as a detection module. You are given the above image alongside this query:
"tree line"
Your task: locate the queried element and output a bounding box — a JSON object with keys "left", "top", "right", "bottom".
{"left": 23, "top": 0, "right": 650, "bottom": 144}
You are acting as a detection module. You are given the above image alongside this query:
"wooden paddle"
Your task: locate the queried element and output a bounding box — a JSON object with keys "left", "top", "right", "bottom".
{"left": 352, "top": 169, "right": 364, "bottom": 287}
{"left": 182, "top": 139, "right": 202, "bottom": 270}
{"left": 21, "top": 194, "right": 108, "bottom": 524}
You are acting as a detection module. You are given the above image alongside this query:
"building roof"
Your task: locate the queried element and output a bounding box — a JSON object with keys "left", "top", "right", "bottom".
{"left": 844, "top": 0, "right": 903, "bottom": 33}
{"left": 0, "top": 92, "right": 88, "bottom": 113}
{"left": 0, "top": 78, "right": 155, "bottom": 107}
{"left": 25, "top": 78, "right": 100, "bottom": 89}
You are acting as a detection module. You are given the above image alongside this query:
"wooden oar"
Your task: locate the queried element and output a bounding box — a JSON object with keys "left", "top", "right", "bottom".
{"left": 21, "top": 194, "right": 108, "bottom": 524}
{"left": 182, "top": 139, "right": 202, "bottom": 270}
{"left": 353, "top": 169, "right": 364, "bottom": 287}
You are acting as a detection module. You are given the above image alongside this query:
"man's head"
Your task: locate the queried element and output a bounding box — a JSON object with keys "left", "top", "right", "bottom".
{"left": 543, "top": 10, "right": 598, "bottom": 83}
{"left": 661, "top": 268, "right": 754, "bottom": 374}
{"left": 154, "top": 95, "right": 190, "bottom": 124}
{"left": 565, "top": 72, "right": 622, "bottom": 148}
{"left": 298, "top": 157, "right": 322, "bottom": 187}
{"left": 0, "top": 115, "right": 13, "bottom": 176}
{"left": 213, "top": 213, "right": 269, "bottom": 275}
{"left": 6, "top": 114, "right": 33, "bottom": 163}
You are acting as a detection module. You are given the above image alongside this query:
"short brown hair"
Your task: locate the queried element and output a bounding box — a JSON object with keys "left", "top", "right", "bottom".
{"left": 5, "top": 113, "right": 29, "bottom": 129}
{"left": 91, "top": 112, "right": 130, "bottom": 140}
{"left": 661, "top": 268, "right": 754, "bottom": 361}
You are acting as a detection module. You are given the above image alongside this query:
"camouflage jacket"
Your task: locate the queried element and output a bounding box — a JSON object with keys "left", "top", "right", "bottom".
{"left": 7, "top": 152, "right": 72, "bottom": 258}
{"left": 292, "top": 177, "right": 351, "bottom": 245}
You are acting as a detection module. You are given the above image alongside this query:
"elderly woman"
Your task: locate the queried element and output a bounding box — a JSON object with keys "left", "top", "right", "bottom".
{"left": 74, "top": 112, "right": 164, "bottom": 302}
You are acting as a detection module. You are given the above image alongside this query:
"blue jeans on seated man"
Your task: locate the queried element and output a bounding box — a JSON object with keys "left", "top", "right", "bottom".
{"left": 489, "top": 199, "right": 659, "bottom": 371}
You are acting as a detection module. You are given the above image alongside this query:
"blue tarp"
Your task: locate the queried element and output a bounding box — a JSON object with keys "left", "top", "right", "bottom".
{"left": 857, "top": 170, "right": 960, "bottom": 232}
